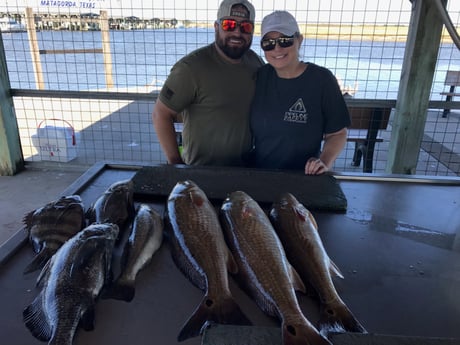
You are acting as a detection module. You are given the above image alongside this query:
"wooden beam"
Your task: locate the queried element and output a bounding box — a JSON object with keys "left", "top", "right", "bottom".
{"left": 386, "top": 0, "right": 446, "bottom": 174}
{"left": 0, "top": 34, "right": 24, "bottom": 176}
{"left": 100, "top": 10, "right": 114, "bottom": 89}
{"left": 39, "top": 48, "right": 103, "bottom": 54}
{"left": 25, "top": 7, "right": 45, "bottom": 90}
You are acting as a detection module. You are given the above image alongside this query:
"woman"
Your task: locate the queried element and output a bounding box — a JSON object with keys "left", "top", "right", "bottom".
{"left": 249, "top": 11, "right": 350, "bottom": 175}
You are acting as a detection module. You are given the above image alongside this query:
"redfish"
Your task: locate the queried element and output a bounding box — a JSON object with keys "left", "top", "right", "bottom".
{"left": 220, "top": 191, "right": 331, "bottom": 345}
{"left": 166, "top": 180, "right": 251, "bottom": 341}
{"left": 270, "top": 192, "right": 366, "bottom": 336}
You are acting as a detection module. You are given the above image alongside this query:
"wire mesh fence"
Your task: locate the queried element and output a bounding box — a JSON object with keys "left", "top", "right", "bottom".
{"left": 1, "top": 0, "right": 459, "bottom": 176}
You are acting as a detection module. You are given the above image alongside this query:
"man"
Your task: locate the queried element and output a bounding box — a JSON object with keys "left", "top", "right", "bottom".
{"left": 152, "top": 0, "right": 263, "bottom": 166}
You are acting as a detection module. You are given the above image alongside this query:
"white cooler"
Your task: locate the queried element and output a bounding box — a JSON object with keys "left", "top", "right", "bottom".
{"left": 32, "top": 119, "right": 78, "bottom": 162}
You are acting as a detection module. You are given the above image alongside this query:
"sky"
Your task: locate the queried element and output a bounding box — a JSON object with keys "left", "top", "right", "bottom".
{"left": 1, "top": 0, "right": 460, "bottom": 24}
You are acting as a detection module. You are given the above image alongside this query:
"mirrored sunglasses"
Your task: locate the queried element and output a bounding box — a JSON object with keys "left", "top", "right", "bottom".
{"left": 219, "top": 19, "right": 254, "bottom": 34}
{"left": 261, "top": 36, "right": 296, "bottom": 51}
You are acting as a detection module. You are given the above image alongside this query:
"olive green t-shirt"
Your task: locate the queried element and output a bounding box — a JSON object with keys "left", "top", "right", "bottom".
{"left": 158, "top": 44, "right": 263, "bottom": 166}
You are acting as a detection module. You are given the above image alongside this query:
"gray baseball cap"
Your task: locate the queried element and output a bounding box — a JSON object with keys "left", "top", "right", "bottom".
{"left": 217, "top": 0, "right": 255, "bottom": 22}
{"left": 261, "top": 11, "right": 300, "bottom": 38}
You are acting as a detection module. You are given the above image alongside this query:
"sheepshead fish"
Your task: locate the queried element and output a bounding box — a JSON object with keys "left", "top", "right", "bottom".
{"left": 108, "top": 204, "right": 164, "bottom": 302}
{"left": 85, "top": 179, "right": 135, "bottom": 239}
{"left": 23, "top": 195, "right": 86, "bottom": 274}
{"left": 220, "top": 191, "right": 332, "bottom": 345}
{"left": 167, "top": 180, "right": 251, "bottom": 341}
{"left": 270, "top": 192, "right": 366, "bottom": 336}
{"left": 23, "top": 222, "right": 119, "bottom": 345}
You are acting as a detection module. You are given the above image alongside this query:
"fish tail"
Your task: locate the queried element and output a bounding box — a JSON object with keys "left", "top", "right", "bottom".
{"left": 23, "top": 293, "right": 52, "bottom": 342}
{"left": 177, "top": 295, "right": 252, "bottom": 342}
{"left": 318, "top": 301, "right": 367, "bottom": 337}
{"left": 282, "top": 319, "right": 332, "bottom": 345}
{"left": 103, "top": 278, "right": 136, "bottom": 302}
{"left": 23, "top": 247, "right": 54, "bottom": 274}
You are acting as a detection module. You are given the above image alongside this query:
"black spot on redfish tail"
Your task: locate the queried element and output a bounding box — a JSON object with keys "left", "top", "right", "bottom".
{"left": 318, "top": 303, "right": 367, "bottom": 338}
{"left": 282, "top": 321, "right": 332, "bottom": 345}
{"left": 23, "top": 293, "right": 53, "bottom": 342}
{"left": 177, "top": 296, "right": 252, "bottom": 342}
{"left": 23, "top": 247, "right": 55, "bottom": 274}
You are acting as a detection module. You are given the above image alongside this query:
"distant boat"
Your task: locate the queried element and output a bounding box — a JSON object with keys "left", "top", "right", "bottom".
{"left": 0, "top": 17, "right": 26, "bottom": 33}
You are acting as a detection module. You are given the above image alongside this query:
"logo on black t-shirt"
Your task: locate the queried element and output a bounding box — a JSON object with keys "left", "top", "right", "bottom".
{"left": 284, "top": 98, "right": 308, "bottom": 123}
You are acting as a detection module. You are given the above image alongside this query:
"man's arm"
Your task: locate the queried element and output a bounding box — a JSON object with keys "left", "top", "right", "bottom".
{"left": 152, "top": 99, "right": 184, "bottom": 164}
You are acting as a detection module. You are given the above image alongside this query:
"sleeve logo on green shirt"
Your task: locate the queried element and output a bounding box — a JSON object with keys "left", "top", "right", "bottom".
{"left": 163, "top": 87, "right": 175, "bottom": 100}
{"left": 284, "top": 98, "right": 308, "bottom": 123}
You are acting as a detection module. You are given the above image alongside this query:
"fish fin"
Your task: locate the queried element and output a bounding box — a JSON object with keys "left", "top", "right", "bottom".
{"left": 307, "top": 210, "right": 319, "bottom": 229}
{"left": 329, "top": 259, "right": 345, "bottom": 279}
{"left": 23, "top": 292, "right": 53, "bottom": 341}
{"left": 282, "top": 319, "right": 332, "bottom": 345}
{"left": 289, "top": 265, "right": 307, "bottom": 294}
{"left": 35, "top": 256, "right": 54, "bottom": 287}
{"left": 79, "top": 301, "right": 96, "bottom": 331}
{"left": 318, "top": 300, "right": 367, "bottom": 337}
{"left": 103, "top": 279, "right": 135, "bottom": 302}
{"left": 177, "top": 295, "right": 252, "bottom": 342}
{"left": 22, "top": 210, "right": 35, "bottom": 229}
{"left": 225, "top": 247, "right": 239, "bottom": 275}
{"left": 23, "top": 247, "right": 55, "bottom": 275}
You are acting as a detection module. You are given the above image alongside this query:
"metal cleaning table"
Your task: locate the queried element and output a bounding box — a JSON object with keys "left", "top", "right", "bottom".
{"left": 1, "top": 163, "right": 459, "bottom": 345}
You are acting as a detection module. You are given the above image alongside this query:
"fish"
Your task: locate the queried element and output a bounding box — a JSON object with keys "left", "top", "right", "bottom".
{"left": 166, "top": 180, "right": 251, "bottom": 342}
{"left": 23, "top": 195, "right": 86, "bottom": 274}
{"left": 220, "top": 191, "right": 332, "bottom": 345}
{"left": 23, "top": 222, "right": 119, "bottom": 345}
{"left": 85, "top": 179, "right": 135, "bottom": 239}
{"left": 269, "top": 192, "right": 367, "bottom": 336}
{"left": 108, "top": 203, "right": 164, "bottom": 302}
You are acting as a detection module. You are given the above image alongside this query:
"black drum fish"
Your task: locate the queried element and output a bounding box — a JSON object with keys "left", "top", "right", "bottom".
{"left": 23, "top": 195, "right": 86, "bottom": 274}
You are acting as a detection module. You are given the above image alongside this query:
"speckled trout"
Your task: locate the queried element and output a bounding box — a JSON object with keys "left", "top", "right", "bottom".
{"left": 270, "top": 192, "right": 367, "bottom": 336}
{"left": 166, "top": 180, "right": 251, "bottom": 342}
{"left": 220, "top": 191, "right": 331, "bottom": 345}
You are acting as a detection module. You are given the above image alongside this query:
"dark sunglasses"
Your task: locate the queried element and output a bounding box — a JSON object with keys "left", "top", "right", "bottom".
{"left": 218, "top": 19, "right": 254, "bottom": 34}
{"left": 261, "top": 35, "right": 296, "bottom": 51}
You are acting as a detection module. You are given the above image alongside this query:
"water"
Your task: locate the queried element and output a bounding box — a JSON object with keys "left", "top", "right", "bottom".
{"left": 3, "top": 28, "right": 460, "bottom": 99}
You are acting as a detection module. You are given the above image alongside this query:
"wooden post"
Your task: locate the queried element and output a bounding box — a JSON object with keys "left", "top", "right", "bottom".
{"left": 0, "top": 34, "right": 24, "bottom": 175}
{"left": 100, "top": 10, "right": 114, "bottom": 89}
{"left": 385, "top": 0, "right": 446, "bottom": 174}
{"left": 25, "top": 7, "right": 45, "bottom": 90}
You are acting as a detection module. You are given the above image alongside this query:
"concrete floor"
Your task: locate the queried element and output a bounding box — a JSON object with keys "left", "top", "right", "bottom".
{"left": 0, "top": 163, "right": 86, "bottom": 245}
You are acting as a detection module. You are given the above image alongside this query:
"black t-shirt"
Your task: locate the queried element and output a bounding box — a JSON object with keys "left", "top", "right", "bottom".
{"left": 249, "top": 62, "right": 351, "bottom": 170}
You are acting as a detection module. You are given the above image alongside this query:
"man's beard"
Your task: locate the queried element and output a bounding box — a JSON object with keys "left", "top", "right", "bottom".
{"left": 215, "top": 35, "right": 252, "bottom": 60}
